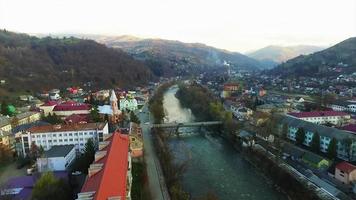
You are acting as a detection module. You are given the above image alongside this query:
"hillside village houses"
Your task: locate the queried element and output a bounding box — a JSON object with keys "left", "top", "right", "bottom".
{"left": 20, "top": 122, "right": 109, "bottom": 156}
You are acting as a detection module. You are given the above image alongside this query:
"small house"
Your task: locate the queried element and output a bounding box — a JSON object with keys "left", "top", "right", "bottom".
{"left": 282, "top": 143, "right": 305, "bottom": 161}
{"left": 302, "top": 152, "right": 329, "bottom": 169}
{"left": 334, "top": 161, "right": 356, "bottom": 184}
{"left": 37, "top": 145, "right": 76, "bottom": 172}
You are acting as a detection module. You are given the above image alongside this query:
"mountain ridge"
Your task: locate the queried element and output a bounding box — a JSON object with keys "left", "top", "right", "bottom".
{"left": 248, "top": 45, "right": 325, "bottom": 66}
{"left": 269, "top": 37, "right": 356, "bottom": 77}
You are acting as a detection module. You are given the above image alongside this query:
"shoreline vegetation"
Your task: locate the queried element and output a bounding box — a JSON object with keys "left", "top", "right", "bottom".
{"left": 175, "top": 82, "right": 323, "bottom": 200}
{"left": 148, "top": 82, "right": 191, "bottom": 200}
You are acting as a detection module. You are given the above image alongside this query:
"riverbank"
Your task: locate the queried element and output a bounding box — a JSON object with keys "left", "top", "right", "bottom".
{"left": 241, "top": 147, "right": 321, "bottom": 200}
{"left": 148, "top": 82, "right": 190, "bottom": 200}
{"left": 175, "top": 83, "right": 323, "bottom": 200}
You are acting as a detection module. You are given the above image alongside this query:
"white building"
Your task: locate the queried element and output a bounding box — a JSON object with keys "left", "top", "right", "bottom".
{"left": 21, "top": 122, "right": 109, "bottom": 156}
{"left": 37, "top": 145, "right": 76, "bottom": 172}
{"left": 330, "top": 100, "right": 356, "bottom": 113}
{"left": 287, "top": 111, "right": 350, "bottom": 126}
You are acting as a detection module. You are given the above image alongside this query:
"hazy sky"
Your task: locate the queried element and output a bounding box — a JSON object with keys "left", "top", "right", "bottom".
{"left": 1, "top": 0, "right": 355, "bottom": 52}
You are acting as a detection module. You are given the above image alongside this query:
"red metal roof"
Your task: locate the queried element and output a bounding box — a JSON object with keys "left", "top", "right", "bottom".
{"left": 341, "top": 124, "right": 356, "bottom": 133}
{"left": 41, "top": 101, "right": 59, "bottom": 106}
{"left": 64, "top": 114, "right": 89, "bottom": 124}
{"left": 288, "top": 111, "right": 349, "bottom": 118}
{"left": 81, "top": 132, "right": 129, "bottom": 199}
{"left": 53, "top": 101, "right": 91, "bottom": 111}
{"left": 336, "top": 161, "right": 356, "bottom": 173}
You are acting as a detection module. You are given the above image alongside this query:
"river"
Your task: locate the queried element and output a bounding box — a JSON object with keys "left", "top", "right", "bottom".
{"left": 163, "top": 86, "right": 286, "bottom": 200}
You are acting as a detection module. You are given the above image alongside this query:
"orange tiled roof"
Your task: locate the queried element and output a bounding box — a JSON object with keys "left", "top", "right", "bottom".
{"left": 80, "top": 132, "right": 129, "bottom": 199}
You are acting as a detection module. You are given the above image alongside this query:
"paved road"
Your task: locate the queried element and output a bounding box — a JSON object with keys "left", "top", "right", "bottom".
{"left": 138, "top": 105, "right": 170, "bottom": 200}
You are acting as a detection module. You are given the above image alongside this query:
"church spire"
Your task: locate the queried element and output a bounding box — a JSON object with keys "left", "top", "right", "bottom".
{"left": 110, "top": 90, "right": 117, "bottom": 102}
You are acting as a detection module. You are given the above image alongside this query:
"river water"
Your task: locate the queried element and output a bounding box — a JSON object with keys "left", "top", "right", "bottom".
{"left": 163, "top": 86, "right": 286, "bottom": 200}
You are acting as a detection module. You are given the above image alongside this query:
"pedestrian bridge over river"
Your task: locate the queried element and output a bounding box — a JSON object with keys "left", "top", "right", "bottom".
{"left": 151, "top": 121, "right": 223, "bottom": 128}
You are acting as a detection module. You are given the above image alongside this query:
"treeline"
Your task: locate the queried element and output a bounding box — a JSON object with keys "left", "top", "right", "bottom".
{"left": 148, "top": 82, "right": 190, "bottom": 200}
{"left": 176, "top": 83, "right": 240, "bottom": 135}
{"left": 246, "top": 149, "right": 321, "bottom": 200}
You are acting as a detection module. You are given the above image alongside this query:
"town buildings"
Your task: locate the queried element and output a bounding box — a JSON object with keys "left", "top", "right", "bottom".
{"left": 119, "top": 91, "right": 138, "bottom": 111}
{"left": 37, "top": 145, "right": 76, "bottom": 172}
{"left": 280, "top": 115, "right": 356, "bottom": 161}
{"left": 77, "top": 132, "right": 132, "bottom": 200}
{"left": 129, "top": 122, "right": 143, "bottom": 159}
{"left": 98, "top": 90, "right": 122, "bottom": 123}
{"left": 334, "top": 161, "right": 356, "bottom": 184}
{"left": 287, "top": 111, "right": 351, "bottom": 126}
{"left": 20, "top": 122, "right": 109, "bottom": 156}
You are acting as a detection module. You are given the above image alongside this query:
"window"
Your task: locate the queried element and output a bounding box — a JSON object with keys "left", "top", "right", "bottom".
{"left": 74, "top": 133, "right": 78, "bottom": 136}
{"left": 53, "top": 134, "right": 57, "bottom": 137}
{"left": 69, "top": 133, "right": 72, "bottom": 136}
{"left": 69, "top": 139, "right": 73, "bottom": 141}
{"left": 79, "top": 133, "right": 83, "bottom": 136}
{"left": 53, "top": 140, "right": 57, "bottom": 142}
{"left": 64, "top": 133, "right": 67, "bottom": 137}
{"left": 59, "top": 139, "right": 63, "bottom": 142}
{"left": 59, "top": 134, "right": 62, "bottom": 137}
{"left": 64, "top": 139, "right": 68, "bottom": 142}
{"left": 80, "top": 138, "right": 83, "bottom": 141}
{"left": 84, "top": 132, "right": 87, "bottom": 135}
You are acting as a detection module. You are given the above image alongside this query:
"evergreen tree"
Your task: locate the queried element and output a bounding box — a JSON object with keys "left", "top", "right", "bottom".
{"left": 130, "top": 111, "right": 141, "bottom": 124}
{"left": 82, "top": 139, "right": 96, "bottom": 173}
{"left": 295, "top": 127, "right": 305, "bottom": 146}
{"left": 90, "top": 106, "right": 101, "bottom": 122}
{"left": 311, "top": 132, "right": 320, "bottom": 153}
{"left": 281, "top": 123, "right": 289, "bottom": 139}
{"left": 343, "top": 138, "right": 353, "bottom": 161}
{"left": 1, "top": 101, "right": 9, "bottom": 116}
{"left": 327, "top": 138, "right": 337, "bottom": 159}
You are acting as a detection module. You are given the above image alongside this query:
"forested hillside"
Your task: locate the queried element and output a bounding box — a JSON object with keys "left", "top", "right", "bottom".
{"left": 0, "top": 30, "right": 154, "bottom": 95}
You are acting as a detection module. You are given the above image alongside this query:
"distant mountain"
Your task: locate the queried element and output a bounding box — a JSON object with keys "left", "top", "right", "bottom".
{"left": 248, "top": 45, "right": 325, "bottom": 68}
{"left": 270, "top": 38, "right": 356, "bottom": 77}
{"left": 93, "top": 35, "right": 265, "bottom": 76}
{"left": 0, "top": 30, "right": 153, "bottom": 94}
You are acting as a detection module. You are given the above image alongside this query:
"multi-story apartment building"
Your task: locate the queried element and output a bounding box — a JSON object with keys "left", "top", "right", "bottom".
{"left": 330, "top": 100, "right": 356, "bottom": 113}
{"left": 14, "top": 112, "right": 41, "bottom": 126}
{"left": 77, "top": 132, "right": 132, "bottom": 200}
{"left": 0, "top": 116, "right": 12, "bottom": 132}
{"left": 287, "top": 111, "right": 350, "bottom": 126}
{"left": 280, "top": 115, "right": 356, "bottom": 161}
{"left": 21, "top": 122, "right": 109, "bottom": 156}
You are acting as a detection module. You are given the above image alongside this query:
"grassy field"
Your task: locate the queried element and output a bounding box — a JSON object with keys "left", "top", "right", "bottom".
{"left": 0, "top": 162, "right": 27, "bottom": 185}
